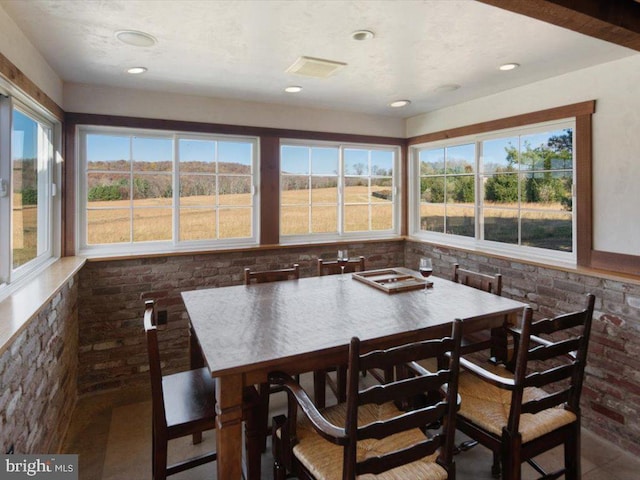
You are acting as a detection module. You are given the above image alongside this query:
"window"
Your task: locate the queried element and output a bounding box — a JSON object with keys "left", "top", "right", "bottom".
{"left": 0, "top": 93, "right": 58, "bottom": 291}
{"left": 411, "top": 120, "right": 575, "bottom": 262}
{"left": 78, "top": 127, "right": 258, "bottom": 254}
{"left": 280, "top": 141, "right": 399, "bottom": 241}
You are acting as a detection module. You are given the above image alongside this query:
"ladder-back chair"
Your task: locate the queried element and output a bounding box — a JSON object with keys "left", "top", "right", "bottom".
{"left": 456, "top": 294, "right": 595, "bottom": 479}
{"left": 271, "top": 319, "right": 463, "bottom": 480}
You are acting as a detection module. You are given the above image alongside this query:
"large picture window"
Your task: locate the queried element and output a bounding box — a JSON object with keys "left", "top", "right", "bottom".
{"left": 412, "top": 120, "right": 575, "bottom": 261}
{"left": 280, "top": 141, "right": 398, "bottom": 241}
{"left": 78, "top": 127, "right": 258, "bottom": 254}
{"left": 0, "top": 94, "right": 58, "bottom": 292}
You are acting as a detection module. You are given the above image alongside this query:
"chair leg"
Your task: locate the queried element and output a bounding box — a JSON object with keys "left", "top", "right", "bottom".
{"left": 154, "top": 432, "right": 168, "bottom": 480}
{"left": 491, "top": 451, "right": 501, "bottom": 478}
{"left": 192, "top": 431, "right": 202, "bottom": 444}
{"left": 336, "top": 365, "right": 347, "bottom": 402}
{"left": 272, "top": 415, "right": 287, "bottom": 480}
{"left": 565, "top": 422, "right": 581, "bottom": 480}
{"left": 258, "top": 382, "right": 270, "bottom": 453}
{"left": 313, "top": 370, "right": 326, "bottom": 409}
{"left": 501, "top": 429, "right": 522, "bottom": 480}
{"left": 152, "top": 422, "right": 156, "bottom": 479}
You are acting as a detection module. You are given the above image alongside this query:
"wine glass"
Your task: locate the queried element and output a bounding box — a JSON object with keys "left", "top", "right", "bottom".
{"left": 419, "top": 257, "right": 433, "bottom": 293}
{"left": 337, "top": 249, "right": 349, "bottom": 281}
{"left": 419, "top": 257, "right": 433, "bottom": 278}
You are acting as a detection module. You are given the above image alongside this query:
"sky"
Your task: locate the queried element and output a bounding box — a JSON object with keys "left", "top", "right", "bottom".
{"left": 86, "top": 134, "right": 253, "bottom": 165}
{"left": 419, "top": 128, "right": 571, "bottom": 172}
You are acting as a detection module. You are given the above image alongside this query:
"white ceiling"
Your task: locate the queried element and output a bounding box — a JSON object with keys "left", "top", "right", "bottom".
{"left": 1, "top": 0, "right": 636, "bottom": 118}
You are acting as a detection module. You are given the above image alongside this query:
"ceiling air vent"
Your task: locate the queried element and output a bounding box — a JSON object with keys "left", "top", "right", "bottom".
{"left": 286, "top": 56, "right": 347, "bottom": 78}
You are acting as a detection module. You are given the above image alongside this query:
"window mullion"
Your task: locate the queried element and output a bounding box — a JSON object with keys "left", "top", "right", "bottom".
{"left": 476, "top": 141, "right": 482, "bottom": 241}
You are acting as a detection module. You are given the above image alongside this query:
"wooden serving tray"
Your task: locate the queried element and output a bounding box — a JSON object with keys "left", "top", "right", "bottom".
{"left": 352, "top": 268, "right": 432, "bottom": 293}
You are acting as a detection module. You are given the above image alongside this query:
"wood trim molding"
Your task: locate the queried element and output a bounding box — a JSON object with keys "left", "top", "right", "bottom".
{"left": 477, "top": 0, "right": 640, "bottom": 52}
{"left": 407, "top": 101, "right": 595, "bottom": 146}
{"left": 575, "top": 113, "right": 593, "bottom": 267}
{"left": 64, "top": 112, "right": 405, "bottom": 146}
{"left": 0, "top": 52, "right": 63, "bottom": 120}
{"left": 400, "top": 143, "right": 409, "bottom": 237}
{"left": 259, "top": 136, "right": 280, "bottom": 245}
{"left": 62, "top": 120, "right": 77, "bottom": 256}
{"left": 591, "top": 250, "right": 640, "bottom": 277}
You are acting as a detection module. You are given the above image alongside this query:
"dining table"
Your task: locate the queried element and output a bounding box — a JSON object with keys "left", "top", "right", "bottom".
{"left": 181, "top": 267, "right": 527, "bottom": 480}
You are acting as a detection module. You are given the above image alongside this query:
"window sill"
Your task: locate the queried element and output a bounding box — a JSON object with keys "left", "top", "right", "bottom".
{"left": 407, "top": 236, "right": 640, "bottom": 285}
{"left": 0, "top": 256, "right": 86, "bottom": 356}
{"left": 80, "top": 237, "right": 405, "bottom": 262}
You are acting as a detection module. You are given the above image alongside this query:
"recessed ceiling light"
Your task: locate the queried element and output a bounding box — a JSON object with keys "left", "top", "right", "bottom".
{"left": 115, "top": 30, "right": 157, "bottom": 47}
{"left": 126, "top": 67, "right": 147, "bottom": 75}
{"left": 389, "top": 100, "right": 411, "bottom": 108}
{"left": 351, "top": 30, "right": 375, "bottom": 41}
{"left": 499, "top": 63, "right": 520, "bottom": 71}
{"left": 284, "top": 86, "right": 303, "bottom": 93}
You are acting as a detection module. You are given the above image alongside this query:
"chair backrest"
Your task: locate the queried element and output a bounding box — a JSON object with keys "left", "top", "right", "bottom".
{"left": 317, "top": 256, "right": 366, "bottom": 276}
{"left": 452, "top": 263, "right": 502, "bottom": 296}
{"left": 143, "top": 300, "right": 167, "bottom": 430}
{"left": 341, "top": 320, "right": 463, "bottom": 478}
{"left": 507, "top": 294, "right": 595, "bottom": 433}
{"left": 244, "top": 264, "right": 300, "bottom": 285}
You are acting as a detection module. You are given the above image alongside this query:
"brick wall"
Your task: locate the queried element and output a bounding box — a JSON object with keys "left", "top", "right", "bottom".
{"left": 0, "top": 275, "right": 79, "bottom": 454}
{"left": 77, "top": 241, "right": 403, "bottom": 393}
{"left": 405, "top": 240, "right": 640, "bottom": 456}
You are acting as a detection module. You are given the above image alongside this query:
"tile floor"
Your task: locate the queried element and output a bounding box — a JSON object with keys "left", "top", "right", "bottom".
{"left": 62, "top": 375, "right": 640, "bottom": 479}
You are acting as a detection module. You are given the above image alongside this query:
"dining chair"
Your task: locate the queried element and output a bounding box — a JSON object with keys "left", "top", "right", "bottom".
{"left": 315, "top": 255, "right": 367, "bottom": 408}
{"left": 143, "top": 299, "right": 217, "bottom": 480}
{"left": 455, "top": 294, "right": 595, "bottom": 480}
{"left": 244, "top": 263, "right": 301, "bottom": 452}
{"left": 244, "top": 263, "right": 300, "bottom": 284}
{"left": 271, "top": 318, "right": 463, "bottom": 480}
{"left": 317, "top": 255, "right": 366, "bottom": 276}
{"left": 452, "top": 263, "right": 506, "bottom": 363}
{"left": 453, "top": 263, "right": 502, "bottom": 295}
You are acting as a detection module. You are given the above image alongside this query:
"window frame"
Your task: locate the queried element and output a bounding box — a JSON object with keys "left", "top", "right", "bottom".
{"left": 0, "top": 88, "right": 61, "bottom": 298}
{"left": 409, "top": 118, "right": 577, "bottom": 266}
{"left": 279, "top": 138, "right": 401, "bottom": 244}
{"left": 76, "top": 125, "right": 260, "bottom": 256}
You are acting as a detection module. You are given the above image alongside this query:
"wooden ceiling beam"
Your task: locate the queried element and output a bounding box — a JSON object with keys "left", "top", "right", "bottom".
{"left": 477, "top": 0, "right": 640, "bottom": 52}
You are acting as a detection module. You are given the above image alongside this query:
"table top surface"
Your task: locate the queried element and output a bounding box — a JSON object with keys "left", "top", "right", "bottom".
{"left": 182, "top": 268, "right": 526, "bottom": 377}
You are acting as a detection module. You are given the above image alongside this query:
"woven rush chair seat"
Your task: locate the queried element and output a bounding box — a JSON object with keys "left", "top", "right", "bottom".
{"left": 271, "top": 319, "right": 463, "bottom": 480}
{"left": 457, "top": 365, "right": 576, "bottom": 444}
{"left": 292, "top": 401, "right": 447, "bottom": 480}
{"left": 455, "top": 294, "right": 596, "bottom": 480}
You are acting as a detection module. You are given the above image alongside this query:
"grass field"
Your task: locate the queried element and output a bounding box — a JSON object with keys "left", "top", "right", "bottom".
{"left": 78, "top": 187, "right": 571, "bottom": 250}
{"left": 87, "top": 185, "right": 394, "bottom": 243}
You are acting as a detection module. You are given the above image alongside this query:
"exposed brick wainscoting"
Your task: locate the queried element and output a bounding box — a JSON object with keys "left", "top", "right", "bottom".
{"left": 405, "top": 240, "right": 640, "bottom": 456}
{"left": 0, "top": 275, "right": 79, "bottom": 454}
{"left": 77, "top": 241, "right": 403, "bottom": 394}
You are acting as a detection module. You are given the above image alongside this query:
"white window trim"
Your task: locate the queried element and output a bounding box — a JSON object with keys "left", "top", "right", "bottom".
{"left": 408, "top": 118, "right": 576, "bottom": 267}
{"left": 279, "top": 138, "right": 401, "bottom": 244}
{"left": 0, "top": 80, "right": 61, "bottom": 301}
{"left": 76, "top": 125, "right": 260, "bottom": 257}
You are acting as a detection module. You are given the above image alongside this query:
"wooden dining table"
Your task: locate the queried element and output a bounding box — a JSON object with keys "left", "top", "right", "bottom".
{"left": 182, "top": 267, "right": 526, "bottom": 480}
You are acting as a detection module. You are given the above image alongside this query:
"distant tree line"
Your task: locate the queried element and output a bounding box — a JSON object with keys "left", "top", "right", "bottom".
{"left": 87, "top": 161, "right": 251, "bottom": 201}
